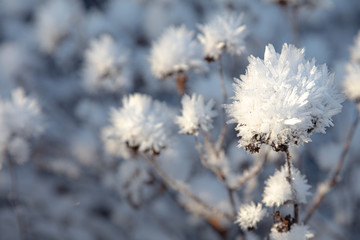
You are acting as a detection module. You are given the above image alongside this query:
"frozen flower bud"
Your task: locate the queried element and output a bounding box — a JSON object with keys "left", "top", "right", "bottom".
{"left": 83, "top": 34, "right": 132, "bottom": 93}
{"left": 263, "top": 164, "right": 311, "bottom": 207}
{"left": 35, "top": 0, "right": 83, "bottom": 53}
{"left": 270, "top": 223, "right": 314, "bottom": 240}
{"left": 226, "top": 43, "right": 343, "bottom": 152}
{"left": 343, "top": 63, "right": 360, "bottom": 104}
{"left": 176, "top": 94, "right": 217, "bottom": 136}
{"left": 149, "top": 25, "right": 206, "bottom": 79}
{"left": 102, "top": 94, "right": 175, "bottom": 155}
{"left": 0, "top": 88, "right": 44, "bottom": 140}
{"left": 198, "top": 14, "right": 247, "bottom": 61}
{"left": 350, "top": 31, "right": 360, "bottom": 62}
{"left": 235, "top": 202, "right": 267, "bottom": 230}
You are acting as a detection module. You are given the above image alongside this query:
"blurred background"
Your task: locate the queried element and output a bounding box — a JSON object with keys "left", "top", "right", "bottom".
{"left": 0, "top": 0, "right": 360, "bottom": 239}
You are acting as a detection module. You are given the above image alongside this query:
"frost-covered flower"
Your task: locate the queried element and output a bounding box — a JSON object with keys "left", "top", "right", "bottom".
{"left": 263, "top": 164, "right": 311, "bottom": 207}
{"left": 35, "top": 0, "right": 83, "bottom": 53}
{"left": 83, "top": 34, "right": 132, "bottom": 93}
{"left": 235, "top": 202, "right": 267, "bottom": 230}
{"left": 343, "top": 63, "right": 360, "bottom": 103}
{"left": 198, "top": 14, "right": 247, "bottom": 61}
{"left": 176, "top": 94, "right": 217, "bottom": 135}
{"left": 0, "top": 88, "right": 44, "bottom": 164}
{"left": 149, "top": 25, "right": 206, "bottom": 79}
{"left": 102, "top": 94, "right": 174, "bottom": 155}
{"left": 270, "top": 224, "right": 314, "bottom": 240}
{"left": 350, "top": 31, "right": 360, "bottom": 62}
{"left": 226, "top": 43, "right": 343, "bottom": 152}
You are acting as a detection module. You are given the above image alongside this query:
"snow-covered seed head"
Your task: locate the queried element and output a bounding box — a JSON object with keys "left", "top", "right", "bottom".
{"left": 176, "top": 94, "right": 217, "bottom": 136}
{"left": 149, "top": 25, "right": 207, "bottom": 79}
{"left": 343, "top": 63, "right": 360, "bottom": 104}
{"left": 226, "top": 43, "right": 343, "bottom": 152}
{"left": 235, "top": 202, "right": 267, "bottom": 230}
{"left": 270, "top": 223, "right": 314, "bottom": 240}
{"left": 102, "top": 94, "right": 174, "bottom": 156}
{"left": 198, "top": 14, "right": 247, "bottom": 61}
{"left": 263, "top": 164, "right": 311, "bottom": 207}
{"left": 83, "top": 34, "right": 131, "bottom": 93}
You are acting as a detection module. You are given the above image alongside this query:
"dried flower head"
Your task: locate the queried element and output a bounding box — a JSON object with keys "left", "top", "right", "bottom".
{"left": 198, "top": 14, "right": 247, "bottom": 61}
{"left": 226, "top": 43, "right": 343, "bottom": 152}
{"left": 235, "top": 202, "right": 267, "bottom": 230}
{"left": 270, "top": 223, "right": 314, "bottom": 240}
{"left": 149, "top": 25, "right": 206, "bottom": 79}
{"left": 263, "top": 164, "right": 311, "bottom": 207}
{"left": 102, "top": 94, "right": 174, "bottom": 155}
{"left": 176, "top": 94, "right": 217, "bottom": 135}
{"left": 83, "top": 34, "right": 131, "bottom": 93}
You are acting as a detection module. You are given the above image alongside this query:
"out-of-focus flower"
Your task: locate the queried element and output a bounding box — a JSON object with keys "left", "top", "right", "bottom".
{"left": 83, "top": 34, "right": 132, "bottom": 93}
{"left": 226, "top": 43, "right": 343, "bottom": 152}
{"left": 102, "top": 93, "right": 174, "bottom": 156}
{"left": 235, "top": 202, "right": 266, "bottom": 230}
{"left": 198, "top": 14, "right": 247, "bottom": 61}
{"left": 35, "top": 0, "right": 83, "bottom": 53}
{"left": 176, "top": 94, "right": 217, "bottom": 136}
{"left": 343, "top": 63, "right": 360, "bottom": 103}
{"left": 149, "top": 25, "right": 206, "bottom": 79}
{"left": 270, "top": 223, "right": 314, "bottom": 240}
{"left": 263, "top": 164, "right": 311, "bottom": 207}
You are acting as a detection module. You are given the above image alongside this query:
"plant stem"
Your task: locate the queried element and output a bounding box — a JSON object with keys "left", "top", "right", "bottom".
{"left": 285, "top": 148, "right": 298, "bottom": 223}
{"left": 143, "top": 154, "right": 233, "bottom": 220}
{"left": 4, "top": 148, "right": 27, "bottom": 240}
{"left": 216, "top": 54, "right": 228, "bottom": 151}
{"left": 304, "top": 113, "right": 359, "bottom": 224}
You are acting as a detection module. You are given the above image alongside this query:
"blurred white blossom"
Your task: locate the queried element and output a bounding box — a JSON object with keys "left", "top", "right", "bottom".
{"left": 270, "top": 224, "right": 314, "bottom": 240}
{"left": 235, "top": 202, "right": 266, "bottom": 230}
{"left": 263, "top": 164, "right": 311, "bottom": 207}
{"left": 149, "top": 25, "right": 206, "bottom": 79}
{"left": 83, "top": 34, "right": 132, "bottom": 93}
{"left": 198, "top": 14, "right": 247, "bottom": 61}
{"left": 102, "top": 94, "right": 174, "bottom": 155}
{"left": 226, "top": 43, "right": 343, "bottom": 152}
{"left": 176, "top": 94, "right": 217, "bottom": 135}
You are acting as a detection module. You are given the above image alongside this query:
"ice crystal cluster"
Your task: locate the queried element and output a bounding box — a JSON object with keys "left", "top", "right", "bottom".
{"left": 0, "top": 88, "right": 44, "bottom": 164}
{"left": 35, "top": 0, "right": 83, "bottom": 53}
{"left": 198, "top": 14, "right": 247, "bottom": 61}
{"left": 270, "top": 224, "right": 314, "bottom": 240}
{"left": 102, "top": 94, "right": 174, "bottom": 155}
{"left": 83, "top": 34, "right": 131, "bottom": 93}
{"left": 226, "top": 43, "right": 343, "bottom": 152}
{"left": 176, "top": 94, "right": 217, "bottom": 135}
{"left": 149, "top": 25, "right": 206, "bottom": 79}
{"left": 235, "top": 202, "right": 266, "bottom": 230}
{"left": 263, "top": 164, "right": 311, "bottom": 207}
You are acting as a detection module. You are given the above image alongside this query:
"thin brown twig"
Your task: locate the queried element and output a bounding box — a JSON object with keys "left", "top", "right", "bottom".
{"left": 216, "top": 54, "right": 228, "bottom": 151}
{"left": 143, "top": 153, "right": 233, "bottom": 220}
{"left": 304, "top": 113, "right": 360, "bottom": 224}
{"left": 284, "top": 148, "right": 299, "bottom": 223}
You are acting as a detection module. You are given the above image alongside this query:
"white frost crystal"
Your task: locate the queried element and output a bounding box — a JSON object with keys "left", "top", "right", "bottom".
{"left": 263, "top": 164, "right": 311, "bottom": 207}
{"left": 226, "top": 43, "right": 343, "bottom": 152}
{"left": 176, "top": 94, "right": 217, "bottom": 135}
{"left": 270, "top": 224, "right": 314, "bottom": 240}
{"left": 235, "top": 202, "right": 267, "bottom": 230}
{"left": 198, "top": 14, "right": 247, "bottom": 61}
{"left": 83, "top": 34, "right": 131, "bottom": 93}
{"left": 149, "top": 25, "right": 206, "bottom": 79}
{"left": 102, "top": 94, "right": 174, "bottom": 155}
